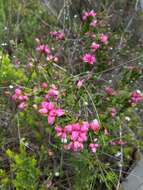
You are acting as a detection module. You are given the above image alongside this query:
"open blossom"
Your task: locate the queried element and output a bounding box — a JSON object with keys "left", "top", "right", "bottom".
{"left": 89, "top": 143, "right": 99, "bottom": 153}
{"left": 82, "top": 53, "right": 96, "bottom": 65}
{"left": 41, "top": 82, "right": 48, "bottom": 89}
{"left": 90, "top": 42, "right": 100, "bottom": 52}
{"left": 82, "top": 10, "right": 96, "bottom": 21}
{"left": 56, "top": 122, "right": 90, "bottom": 152}
{"left": 129, "top": 90, "right": 143, "bottom": 106}
{"left": 99, "top": 33, "right": 108, "bottom": 44}
{"left": 39, "top": 101, "right": 64, "bottom": 125}
{"left": 105, "top": 87, "right": 116, "bottom": 96}
{"left": 111, "top": 107, "right": 117, "bottom": 118}
{"left": 49, "top": 31, "right": 65, "bottom": 40}
{"left": 90, "top": 119, "right": 100, "bottom": 132}
{"left": 77, "top": 79, "right": 84, "bottom": 89}
{"left": 90, "top": 19, "right": 97, "bottom": 27}
{"left": 18, "top": 102, "right": 27, "bottom": 110}
{"left": 12, "top": 88, "right": 28, "bottom": 110}
{"left": 45, "top": 85, "right": 59, "bottom": 101}
{"left": 36, "top": 44, "right": 51, "bottom": 55}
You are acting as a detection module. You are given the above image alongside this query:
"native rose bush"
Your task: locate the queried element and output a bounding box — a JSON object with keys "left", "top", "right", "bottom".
{"left": 10, "top": 10, "right": 143, "bottom": 156}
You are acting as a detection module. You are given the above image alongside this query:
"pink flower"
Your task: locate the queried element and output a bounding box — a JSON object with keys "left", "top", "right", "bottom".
{"left": 41, "top": 82, "right": 48, "bottom": 89}
{"left": 64, "top": 125, "right": 73, "bottom": 133}
{"left": 82, "top": 53, "right": 96, "bottom": 65}
{"left": 82, "top": 10, "right": 96, "bottom": 21}
{"left": 129, "top": 90, "right": 143, "bottom": 106}
{"left": 81, "top": 122, "right": 90, "bottom": 132}
{"left": 72, "top": 123, "right": 81, "bottom": 131}
{"left": 36, "top": 44, "right": 51, "bottom": 55}
{"left": 18, "top": 102, "right": 27, "bottom": 110}
{"left": 89, "top": 143, "right": 99, "bottom": 153}
{"left": 111, "top": 107, "right": 117, "bottom": 118}
{"left": 90, "top": 42, "right": 100, "bottom": 52}
{"left": 90, "top": 119, "right": 100, "bottom": 132}
{"left": 45, "top": 88, "right": 59, "bottom": 101}
{"left": 39, "top": 108, "right": 48, "bottom": 115}
{"left": 71, "top": 131, "right": 79, "bottom": 141}
{"left": 77, "top": 80, "right": 84, "bottom": 89}
{"left": 15, "top": 88, "right": 21, "bottom": 96}
{"left": 50, "top": 31, "right": 65, "bottom": 40}
{"left": 90, "top": 19, "right": 97, "bottom": 27}
{"left": 104, "top": 128, "right": 110, "bottom": 136}
{"left": 105, "top": 87, "right": 116, "bottom": 96}
{"left": 72, "top": 141, "right": 84, "bottom": 152}
{"left": 99, "top": 34, "right": 108, "bottom": 44}
{"left": 48, "top": 115, "right": 56, "bottom": 125}
{"left": 56, "top": 108, "right": 65, "bottom": 117}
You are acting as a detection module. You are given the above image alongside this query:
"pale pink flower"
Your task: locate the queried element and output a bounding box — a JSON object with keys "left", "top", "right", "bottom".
{"left": 90, "top": 42, "right": 100, "bottom": 52}
{"left": 89, "top": 143, "right": 99, "bottom": 153}
{"left": 39, "top": 108, "right": 48, "bottom": 115}
{"left": 111, "top": 107, "right": 117, "bottom": 118}
{"left": 18, "top": 102, "right": 27, "bottom": 110}
{"left": 82, "top": 53, "right": 96, "bottom": 65}
{"left": 77, "top": 80, "right": 84, "bottom": 89}
{"left": 99, "top": 33, "right": 108, "bottom": 44}
{"left": 90, "top": 19, "right": 97, "bottom": 27}
{"left": 104, "top": 128, "right": 110, "bottom": 136}
{"left": 15, "top": 88, "right": 21, "bottom": 96}
{"left": 105, "top": 87, "right": 116, "bottom": 96}
{"left": 90, "top": 119, "right": 100, "bottom": 132}
{"left": 56, "top": 108, "right": 65, "bottom": 117}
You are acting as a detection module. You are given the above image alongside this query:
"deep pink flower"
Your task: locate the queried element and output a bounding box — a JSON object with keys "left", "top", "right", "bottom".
{"left": 82, "top": 53, "right": 96, "bottom": 65}
{"left": 48, "top": 115, "right": 56, "bottom": 125}
{"left": 129, "top": 90, "right": 143, "bottom": 105}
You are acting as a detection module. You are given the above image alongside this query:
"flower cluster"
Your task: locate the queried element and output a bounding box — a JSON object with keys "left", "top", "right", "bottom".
{"left": 129, "top": 90, "right": 143, "bottom": 106}
{"left": 12, "top": 88, "right": 28, "bottom": 110}
{"left": 55, "top": 119, "right": 100, "bottom": 153}
{"left": 38, "top": 84, "right": 64, "bottom": 125}
{"left": 36, "top": 44, "right": 51, "bottom": 55}
{"left": 39, "top": 101, "right": 64, "bottom": 125}
{"left": 82, "top": 10, "right": 96, "bottom": 21}
{"left": 82, "top": 10, "right": 108, "bottom": 65}
{"left": 49, "top": 31, "right": 65, "bottom": 40}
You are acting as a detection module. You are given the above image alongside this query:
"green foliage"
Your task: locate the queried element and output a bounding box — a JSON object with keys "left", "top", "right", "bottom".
{"left": 6, "top": 141, "right": 40, "bottom": 190}
{"left": 0, "top": 52, "right": 27, "bottom": 84}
